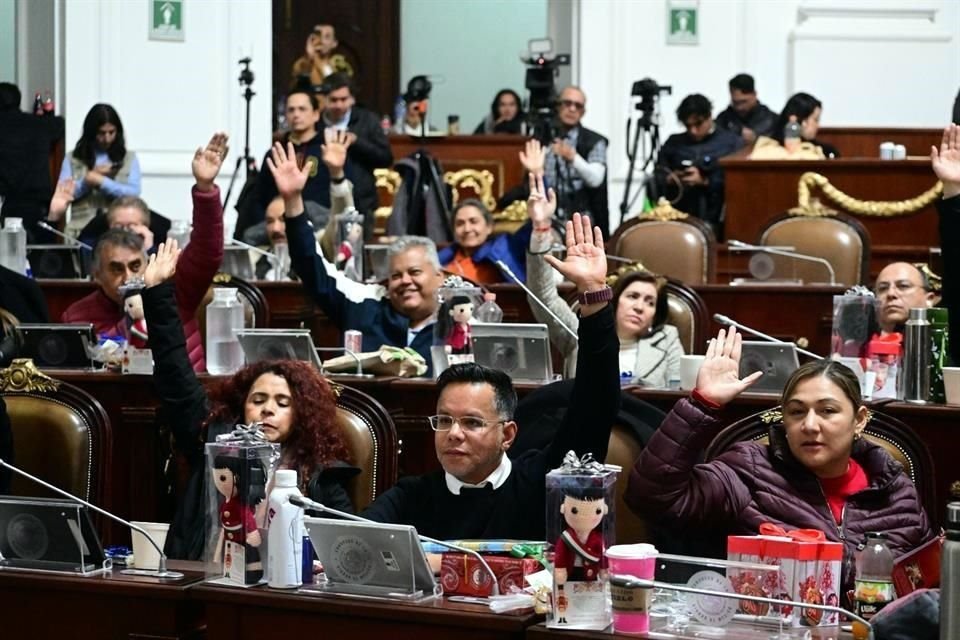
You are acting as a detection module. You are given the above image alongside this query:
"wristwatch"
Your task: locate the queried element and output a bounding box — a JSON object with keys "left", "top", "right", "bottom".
{"left": 577, "top": 286, "right": 613, "bottom": 306}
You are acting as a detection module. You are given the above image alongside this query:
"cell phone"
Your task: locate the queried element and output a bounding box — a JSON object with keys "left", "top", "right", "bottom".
{"left": 679, "top": 160, "right": 694, "bottom": 169}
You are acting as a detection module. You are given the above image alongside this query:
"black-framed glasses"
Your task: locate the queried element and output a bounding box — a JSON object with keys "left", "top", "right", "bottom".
{"left": 428, "top": 414, "right": 504, "bottom": 432}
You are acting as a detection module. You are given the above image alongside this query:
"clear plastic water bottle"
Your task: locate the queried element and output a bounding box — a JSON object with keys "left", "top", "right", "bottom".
{"left": 393, "top": 95, "right": 406, "bottom": 131}
{"left": 475, "top": 292, "right": 503, "bottom": 323}
{"left": 853, "top": 532, "right": 895, "bottom": 623}
{"left": 783, "top": 115, "right": 802, "bottom": 153}
{"left": 0, "top": 217, "right": 28, "bottom": 275}
{"left": 266, "top": 469, "right": 304, "bottom": 589}
{"left": 167, "top": 220, "right": 191, "bottom": 249}
{"left": 205, "top": 287, "right": 244, "bottom": 375}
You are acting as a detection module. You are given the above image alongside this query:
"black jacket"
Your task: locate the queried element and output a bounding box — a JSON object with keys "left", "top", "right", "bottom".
{"left": 715, "top": 102, "right": 779, "bottom": 139}
{"left": 0, "top": 111, "right": 64, "bottom": 239}
{"left": 0, "top": 264, "right": 49, "bottom": 329}
{"left": 938, "top": 194, "right": 960, "bottom": 364}
{"left": 142, "top": 281, "right": 357, "bottom": 560}
{"left": 320, "top": 107, "right": 392, "bottom": 240}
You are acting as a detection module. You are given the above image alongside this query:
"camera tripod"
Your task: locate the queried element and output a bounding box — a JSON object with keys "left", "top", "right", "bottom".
{"left": 224, "top": 57, "right": 258, "bottom": 209}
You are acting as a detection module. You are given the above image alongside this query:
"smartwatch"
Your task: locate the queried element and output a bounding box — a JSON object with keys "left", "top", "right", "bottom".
{"left": 577, "top": 286, "right": 613, "bottom": 306}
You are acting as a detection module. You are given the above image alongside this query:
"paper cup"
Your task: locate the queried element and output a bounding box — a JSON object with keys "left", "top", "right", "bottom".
{"left": 131, "top": 521, "right": 169, "bottom": 570}
{"left": 679, "top": 355, "right": 705, "bottom": 391}
{"left": 943, "top": 367, "right": 960, "bottom": 405}
{"left": 607, "top": 543, "right": 658, "bottom": 634}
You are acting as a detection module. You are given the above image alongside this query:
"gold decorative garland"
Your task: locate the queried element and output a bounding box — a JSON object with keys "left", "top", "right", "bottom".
{"left": 0, "top": 359, "right": 61, "bottom": 394}
{"left": 791, "top": 172, "right": 942, "bottom": 218}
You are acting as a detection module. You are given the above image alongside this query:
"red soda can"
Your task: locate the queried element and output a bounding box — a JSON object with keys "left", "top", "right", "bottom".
{"left": 344, "top": 330, "right": 362, "bottom": 354}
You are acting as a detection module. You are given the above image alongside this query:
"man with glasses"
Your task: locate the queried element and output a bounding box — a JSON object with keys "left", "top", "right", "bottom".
{"left": 874, "top": 263, "right": 936, "bottom": 335}
{"left": 361, "top": 213, "right": 619, "bottom": 540}
{"left": 521, "top": 86, "right": 609, "bottom": 233}
{"left": 715, "top": 74, "right": 779, "bottom": 144}
{"left": 656, "top": 93, "right": 742, "bottom": 238}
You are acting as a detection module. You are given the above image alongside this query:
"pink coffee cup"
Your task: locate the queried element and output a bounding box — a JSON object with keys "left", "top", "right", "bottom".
{"left": 606, "top": 543, "right": 658, "bottom": 634}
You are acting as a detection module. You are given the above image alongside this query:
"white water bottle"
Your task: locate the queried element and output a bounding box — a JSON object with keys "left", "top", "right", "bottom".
{"left": 0, "top": 217, "right": 28, "bottom": 275}
{"left": 205, "top": 287, "right": 244, "bottom": 375}
{"left": 267, "top": 469, "right": 304, "bottom": 589}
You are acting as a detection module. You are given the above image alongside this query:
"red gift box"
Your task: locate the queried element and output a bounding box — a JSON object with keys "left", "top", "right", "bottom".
{"left": 439, "top": 553, "right": 542, "bottom": 596}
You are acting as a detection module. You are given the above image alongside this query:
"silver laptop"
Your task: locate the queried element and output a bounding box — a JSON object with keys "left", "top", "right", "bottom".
{"left": 236, "top": 328, "right": 322, "bottom": 369}
{"left": 739, "top": 341, "right": 800, "bottom": 395}
{"left": 470, "top": 322, "right": 553, "bottom": 384}
{"left": 303, "top": 517, "right": 441, "bottom": 601}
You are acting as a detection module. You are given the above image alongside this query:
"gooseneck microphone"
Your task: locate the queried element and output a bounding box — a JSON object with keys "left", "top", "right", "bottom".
{"left": 226, "top": 237, "right": 279, "bottom": 264}
{"left": 0, "top": 457, "right": 184, "bottom": 579}
{"left": 727, "top": 239, "right": 836, "bottom": 286}
{"left": 495, "top": 259, "right": 578, "bottom": 342}
{"left": 713, "top": 313, "right": 823, "bottom": 360}
{"left": 36, "top": 221, "right": 94, "bottom": 251}
{"left": 288, "top": 495, "right": 502, "bottom": 596}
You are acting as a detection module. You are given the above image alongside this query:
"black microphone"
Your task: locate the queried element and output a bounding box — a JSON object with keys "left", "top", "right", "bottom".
{"left": 712, "top": 313, "right": 822, "bottom": 360}
{"left": 0, "top": 457, "right": 184, "bottom": 579}
{"left": 495, "top": 259, "right": 578, "bottom": 343}
{"left": 288, "top": 495, "right": 502, "bottom": 596}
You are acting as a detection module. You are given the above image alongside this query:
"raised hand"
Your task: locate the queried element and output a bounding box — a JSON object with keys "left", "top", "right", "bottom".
{"left": 544, "top": 212, "right": 607, "bottom": 293}
{"left": 266, "top": 141, "right": 310, "bottom": 200}
{"left": 932, "top": 123, "right": 960, "bottom": 199}
{"left": 519, "top": 138, "right": 546, "bottom": 176}
{"left": 192, "top": 132, "right": 229, "bottom": 191}
{"left": 48, "top": 178, "right": 75, "bottom": 221}
{"left": 143, "top": 239, "right": 181, "bottom": 288}
{"left": 527, "top": 172, "right": 557, "bottom": 228}
{"left": 694, "top": 327, "right": 763, "bottom": 406}
{"left": 321, "top": 128, "right": 352, "bottom": 179}
{"left": 128, "top": 223, "right": 155, "bottom": 252}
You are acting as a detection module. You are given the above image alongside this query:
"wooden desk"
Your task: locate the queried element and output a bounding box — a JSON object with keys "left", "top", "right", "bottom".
{"left": 0, "top": 561, "right": 205, "bottom": 639}
{"left": 195, "top": 582, "right": 540, "bottom": 640}
{"left": 817, "top": 127, "right": 941, "bottom": 159}
{"left": 721, "top": 158, "right": 939, "bottom": 274}
{"left": 526, "top": 620, "right": 850, "bottom": 639}
{"left": 389, "top": 134, "right": 527, "bottom": 197}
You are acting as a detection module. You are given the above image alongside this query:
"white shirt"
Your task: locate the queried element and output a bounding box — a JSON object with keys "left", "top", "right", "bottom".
{"left": 444, "top": 454, "right": 512, "bottom": 495}
{"left": 324, "top": 109, "right": 352, "bottom": 131}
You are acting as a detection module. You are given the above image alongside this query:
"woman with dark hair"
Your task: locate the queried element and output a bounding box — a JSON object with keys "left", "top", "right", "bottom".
{"left": 474, "top": 89, "right": 526, "bottom": 135}
{"left": 627, "top": 327, "right": 935, "bottom": 601}
{"left": 771, "top": 92, "right": 840, "bottom": 158}
{"left": 141, "top": 241, "right": 356, "bottom": 560}
{"left": 525, "top": 176, "right": 683, "bottom": 382}
{"left": 58, "top": 103, "right": 142, "bottom": 235}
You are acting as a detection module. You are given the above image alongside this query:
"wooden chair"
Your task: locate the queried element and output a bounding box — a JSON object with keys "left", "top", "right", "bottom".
{"left": 330, "top": 382, "right": 400, "bottom": 511}
{"left": 195, "top": 273, "right": 269, "bottom": 347}
{"left": 373, "top": 168, "right": 402, "bottom": 236}
{"left": 0, "top": 359, "right": 112, "bottom": 506}
{"left": 493, "top": 199, "right": 528, "bottom": 235}
{"left": 758, "top": 212, "right": 870, "bottom": 286}
{"left": 606, "top": 424, "right": 650, "bottom": 544}
{"left": 704, "top": 405, "right": 937, "bottom": 522}
{"left": 0, "top": 307, "right": 19, "bottom": 337}
{"left": 609, "top": 199, "right": 717, "bottom": 285}
{"left": 444, "top": 168, "right": 497, "bottom": 213}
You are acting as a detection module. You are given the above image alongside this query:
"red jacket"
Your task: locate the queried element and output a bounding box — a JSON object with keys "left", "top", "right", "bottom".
{"left": 626, "top": 397, "right": 935, "bottom": 598}
{"left": 62, "top": 186, "right": 223, "bottom": 372}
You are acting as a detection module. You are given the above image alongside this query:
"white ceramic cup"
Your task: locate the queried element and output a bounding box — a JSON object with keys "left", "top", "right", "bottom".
{"left": 130, "top": 521, "right": 170, "bottom": 570}
{"left": 679, "top": 355, "right": 706, "bottom": 391}
{"left": 943, "top": 367, "right": 960, "bottom": 405}
{"left": 879, "top": 141, "right": 895, "bottom": 160}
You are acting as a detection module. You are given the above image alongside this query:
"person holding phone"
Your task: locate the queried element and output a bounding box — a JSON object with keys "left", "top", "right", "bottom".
{"left": 55, "top": 103, "right": 141, "bottom": 237}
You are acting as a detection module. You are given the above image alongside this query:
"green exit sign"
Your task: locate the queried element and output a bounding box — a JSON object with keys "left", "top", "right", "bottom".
{"left": 150, "top": 0, "right": 184, "bottom": 42}
{"left": 667, "top": 2, "right": 698, "bottom": 45}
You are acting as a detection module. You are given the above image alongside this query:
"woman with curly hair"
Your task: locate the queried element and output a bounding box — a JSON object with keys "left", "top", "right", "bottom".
{"left": 56, "top": 103, "right": 142, "bottom": 236}
{"left": 141, "top": 240, "right": 356, "bottom": 560}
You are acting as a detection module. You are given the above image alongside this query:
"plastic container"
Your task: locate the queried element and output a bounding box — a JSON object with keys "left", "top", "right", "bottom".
{"left": 475, "top": 293, "right": 503, "bottom": 323}
{"left": 853, "top": 532, "right": 895, "bottom": 622}
{"left": 783, "top": 115, "right": 802, "bottom": 153}
{"left": 167, "top": 220, "right": 191, "bottom": 249}
{"left": 266, "top": 469, "right": 304, "bottom": 588}
{"left": 941, "top": 502, "right": 960, "bottom": 640}
{"left": 205, "top": 287, "right": 244, "bottom": 375}
{"left": 0, "top": 217, "right": 28, "bottom": 275}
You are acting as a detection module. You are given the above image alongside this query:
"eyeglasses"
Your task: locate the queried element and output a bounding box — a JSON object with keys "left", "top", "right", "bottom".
{"left": 558, "top": 99, "right": 585, "bottom": 111}
{"left": 875, "top": 281, "right": 923, "bottom": 295}
{"left": 428, "top": 414, "right": 504, "bottom": 432}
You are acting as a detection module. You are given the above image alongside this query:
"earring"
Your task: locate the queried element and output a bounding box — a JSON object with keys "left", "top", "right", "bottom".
{"left": 853, "top": 431, "right": 862, "bottom": 441}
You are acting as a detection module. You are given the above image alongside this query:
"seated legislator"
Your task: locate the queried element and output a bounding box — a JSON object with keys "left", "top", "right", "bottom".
{"left": 768, "top": 92, "right": 839, "bottom": 159}
{"left": 525, "top": 174, "right": 683, "bottom": 382}
{"left": 626, "top": 328, "right": 935, "bottom": 601}
{"left": 61, "top": 133, "right": 228, "bottom": 372}
{"left": 141, "top": 241, "right": 356, "bottom": 560}
{"left": 360, "top": 213, "right": 619, "bottom": 540}
{"left": 656, "top": 94, "right": 743, "bottom": 236}
{"left": 933, "top": 123, "right": 960, "bottom": 363}
{"left": 268, "top": 140, "right": 443, "bottom": 374}
{"left": 438, "top": 198, "right": 531, "bottom": 283}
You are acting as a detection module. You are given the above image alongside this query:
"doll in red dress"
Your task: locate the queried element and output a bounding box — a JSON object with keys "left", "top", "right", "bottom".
{"left": 212, "top": 454, "right": 266, "bottom": 583}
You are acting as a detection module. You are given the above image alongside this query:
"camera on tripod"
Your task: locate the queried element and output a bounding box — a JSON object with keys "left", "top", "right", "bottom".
{"left": 522, "top": 38, "right": 569, "bottom": 143}
{"left": 631, "top": 77, "right": 671, "bottom": 130}
{"left": 238, "top": 57, "right": 254, "bottom": 87}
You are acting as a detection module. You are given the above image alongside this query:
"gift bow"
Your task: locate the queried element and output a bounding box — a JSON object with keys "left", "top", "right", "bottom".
{"left": 559, "top": 451, "right": 608, "bottom": 475}
{"left": 215, "top": 421, "right": 270, "bottom": 443}
{"left": 758, "top": 523, "right": 826, "bottom": 542}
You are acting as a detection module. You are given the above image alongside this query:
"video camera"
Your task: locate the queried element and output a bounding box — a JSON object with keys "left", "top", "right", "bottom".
{"left": 523, "top": 38, "right": 570, "bottom": 143}
{"left": 631, "top": 77, "right": 671, "bottom": 130}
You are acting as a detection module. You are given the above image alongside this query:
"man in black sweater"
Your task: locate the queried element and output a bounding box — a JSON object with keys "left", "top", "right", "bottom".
{"left": 361, "top": 212, "right": 620, "bottom": 540}
{"left": 320, "top": 73, "right": 392, "bottom": 240}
